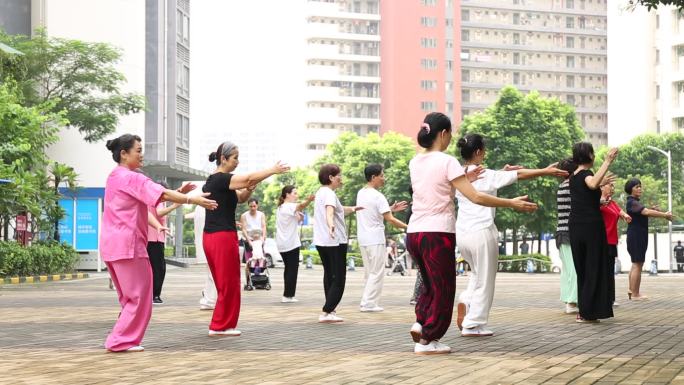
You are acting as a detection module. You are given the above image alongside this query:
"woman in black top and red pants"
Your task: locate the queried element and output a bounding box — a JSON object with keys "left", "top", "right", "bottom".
{"left": 202, "top": 141, "right": 289, "bottom": 336}
{"left": 569, "top": 142, "right": 618, "bottom": 323}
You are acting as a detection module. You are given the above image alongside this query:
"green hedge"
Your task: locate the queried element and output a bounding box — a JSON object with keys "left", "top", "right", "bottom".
{"left": 0, "top": 241, "right": 80, "bottom": 277}
{"left": 301, "top": 249, "right": 363, "bottom": 267}
{"left": 497, "top": 253, "right": 552, "bottom": 273}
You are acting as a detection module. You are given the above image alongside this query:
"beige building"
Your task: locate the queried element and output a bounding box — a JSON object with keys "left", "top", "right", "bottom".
{"left": 304, "top": 0, "right": 381, "bottom": 163}
{"left": 460, "top": 0, "right": 608, "bottom": 146}
{"left": 608, "top": 1, "right": 684, "bottom": 145}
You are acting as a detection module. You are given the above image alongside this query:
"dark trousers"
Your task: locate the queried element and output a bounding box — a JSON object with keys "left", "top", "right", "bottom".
{"left": 281, "top": 247, "right": 301, "bottom": 298}
{"left": 317, "top": 244, "right": 347, "bottom": 313}
{"left": 569, "top": 221, "right": 614, "bottom": 320}
{"left": 406, "top": 232, "right": 456, "bottom": 342}
{"left": 147, "top": 241, "right": 166, "bottom": 298}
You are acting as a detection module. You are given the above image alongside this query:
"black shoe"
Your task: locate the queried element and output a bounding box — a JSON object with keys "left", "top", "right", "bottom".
{"left": 244, "top": 285, "right": 253, "bottom": 291}
{"left": 153, "top": 296, "right": 164, "bottom": 304}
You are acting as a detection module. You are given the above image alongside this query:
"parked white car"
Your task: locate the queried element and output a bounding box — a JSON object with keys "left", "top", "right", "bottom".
{"left": 263, "top": 238, "right": 283, "bottom": 268}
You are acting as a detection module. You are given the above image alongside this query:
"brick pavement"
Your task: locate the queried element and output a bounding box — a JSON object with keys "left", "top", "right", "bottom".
{"left": 2, "top": 265, "right": 684, "bottom": 384}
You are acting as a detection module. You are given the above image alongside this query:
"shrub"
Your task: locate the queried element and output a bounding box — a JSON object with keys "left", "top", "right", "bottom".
{"left": 0, "top": 241, "right": 79, "bottom": 277}
{"left": 497, "top": 253, "right": 551, "bottom": 273}
{"left": 300, "top": 249, "right": 363, "bottom": 267}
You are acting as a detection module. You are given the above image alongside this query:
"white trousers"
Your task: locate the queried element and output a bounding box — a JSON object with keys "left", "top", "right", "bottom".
{"left": 359, "top": 244, "right": 387, "bottom": 308}
{"left": 457, "top": 224, "right": 499, "bottom": 329}
{"left": 199, "top": 266, "right": 217, "bottom": 307}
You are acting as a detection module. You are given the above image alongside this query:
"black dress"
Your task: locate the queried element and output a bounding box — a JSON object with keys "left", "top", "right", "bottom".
{"left": 568, "top": 169, "right": 613, "bottom": 320}
{"left": 625, "top": 196, "right": 648, "bottom": 264}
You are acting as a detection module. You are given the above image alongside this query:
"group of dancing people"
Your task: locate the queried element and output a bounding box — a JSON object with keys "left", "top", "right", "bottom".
{"left": 99, "top": 111, "right": 673, "bottom": 355}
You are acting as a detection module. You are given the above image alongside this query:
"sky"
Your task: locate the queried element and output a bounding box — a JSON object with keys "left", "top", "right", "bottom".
{"left": 190, "top": 0, "right": 308, "bottom": 173}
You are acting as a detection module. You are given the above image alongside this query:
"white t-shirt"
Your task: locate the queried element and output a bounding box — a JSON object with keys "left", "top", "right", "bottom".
{"left": 455, "top": 168, "right": 518, "bottom": 234}
{"left": 275, "top": 202, "right": 301, "bottom": 252}
{"left": 313, "top": 186, "right": 346, "bottom": 246}
{"left": 407, "top": 152, "right": 465, "bottom": 233}
{"left": 356, "top": 187, "right": 391, "bottom": 246}
{"left": 242, "top": 211, "right": 264, "bottom": 237}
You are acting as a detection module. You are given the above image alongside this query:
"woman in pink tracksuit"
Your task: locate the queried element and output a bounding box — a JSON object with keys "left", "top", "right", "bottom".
{"left": 101, "top": 134, "right": 217, "bottom": 352}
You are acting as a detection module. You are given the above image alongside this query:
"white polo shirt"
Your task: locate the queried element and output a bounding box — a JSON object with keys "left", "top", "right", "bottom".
{"left": 455, "top": 168, "right": 517, "bottom": 234}
{"left": 356, "top": 186, "right": 391, "bottom": 246}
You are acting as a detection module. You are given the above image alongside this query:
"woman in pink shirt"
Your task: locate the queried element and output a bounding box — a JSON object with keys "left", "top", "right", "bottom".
{"left": 101, "top": 134, "right": 217, "bottom": 352}
{"left": 407, "top": 112, "right": 537, "bottom": 355}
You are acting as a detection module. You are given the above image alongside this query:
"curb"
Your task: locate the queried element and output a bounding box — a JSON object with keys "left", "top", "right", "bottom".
{"left": 2, "top": 272, "right": 89, "bottom": 284}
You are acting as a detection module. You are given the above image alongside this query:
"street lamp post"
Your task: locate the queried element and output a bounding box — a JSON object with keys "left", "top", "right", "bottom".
{"left": 646, "top": 146, "right": 673, "bottom": 273}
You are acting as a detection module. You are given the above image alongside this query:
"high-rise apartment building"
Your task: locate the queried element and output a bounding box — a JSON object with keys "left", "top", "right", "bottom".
{"left": 460, "top": 0, "right": 608, "bottom": 146}
{"left": 608, "top": 1, "right": 684, "bottom": 145}
{"left": 381, "top": 0, "right": 460, "bottom": 138}
{"left": 303, "top": 0, "right": 381, "bottom": 163}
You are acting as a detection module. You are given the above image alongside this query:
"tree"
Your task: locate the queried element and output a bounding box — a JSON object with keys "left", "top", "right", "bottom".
{"left": 316, "top": 132, "right": 416, "bottom": 237}
{"left": 0, "top": 29, "right": 145, "bottom": 142}
{"left": 456, "top": 86, "right": 585, "bottom": 254}
{"left": 0, "top": 83, "right": 67, "bottom": 240}
{"left": 48, "top": 162, "right": 78, "bottom": 241}
{"left": 628, "top": 0, "right": 684, "bottom": 10}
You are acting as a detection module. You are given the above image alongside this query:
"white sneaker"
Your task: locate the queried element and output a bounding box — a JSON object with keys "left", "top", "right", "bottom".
{"left": 125, "top": 345, "right": 144, "bottom": 352}
{"left": 613, "top": 301, "right": 619, "bottom": 307}
{"left": 199, "top": 304, "right": 214, "bottom": 310}
{"left": 282, "top": 297, "right": 299, "bottom": 303}
{"left": 208, "top": 329, "right": 242, "bottom": 336}
{"left": 318, "top": 313, "right": 344, "bottom": 323}
{"left": 414, "top": 341, "right": 451, "bottom": 355}
{"left": 462, "top": 325, "right": 494, "bottom": 337}
{"left": 565, "top": 304, "right": 579, "bottom": 314}
{"left": 410, "top": 322, "right": 422, "bottom": 343}
{"left": 359, "top": 306, "right": 384, "bottom": 312}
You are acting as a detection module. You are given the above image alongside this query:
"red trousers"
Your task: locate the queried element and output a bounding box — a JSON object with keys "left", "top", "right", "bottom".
{"left": 203, "top": 231, "right": 241, "bottom": 331}
{"left": 406, "top": 232, "right": 456, "bottom": 342}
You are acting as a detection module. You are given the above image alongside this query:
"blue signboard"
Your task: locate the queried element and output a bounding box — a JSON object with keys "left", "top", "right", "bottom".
{"left": 58, "top": 199, "right": 75, "bottom": 247}
{"left": 75, "top": 199, "right": 99, "bottom": 251}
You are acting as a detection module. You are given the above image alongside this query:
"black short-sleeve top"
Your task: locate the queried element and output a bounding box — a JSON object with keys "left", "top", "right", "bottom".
{"left": 202, "top": 172, "right": 238, "bottom": 233}
{"left": 626, "top": 196, "right": 647, "bottom": 235}
{"left": 569, "top": 169, "right": 603, "bottom": 225}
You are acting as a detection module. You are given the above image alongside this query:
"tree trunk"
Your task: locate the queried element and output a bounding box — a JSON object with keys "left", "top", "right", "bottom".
{"left": 512, "top": 228, "right": 519, "bottom": 255}
{"left": 53, "top": 183, "right": 60, "bottom": 242}
{"left": 537, "top": 232, "right": 542, "bottom": 254}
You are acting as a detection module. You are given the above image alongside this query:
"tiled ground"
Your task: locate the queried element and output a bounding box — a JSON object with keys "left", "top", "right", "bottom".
{"left": 2, "top": 264, "right": 684, "bottom": 384}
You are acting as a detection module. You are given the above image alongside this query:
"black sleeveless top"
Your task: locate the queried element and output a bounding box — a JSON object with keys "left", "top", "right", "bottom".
{"left": 569, "top": 169, "right": 603, "bottom": 225}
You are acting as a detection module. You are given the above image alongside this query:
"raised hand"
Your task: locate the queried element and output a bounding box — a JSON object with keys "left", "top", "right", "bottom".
{"left": 665, "top": 212, "right": 674, "bottom": 221}
{"left": 511, "top": 195, "right": 538, "bottom": 213}
{"left": 503, "top": 164, "right": 523, "bottom": 171}
{"left": 194, "top": 192, "right": 218, "bottom": 210}
{"left": 545, "top": 162, "right": 569, "bottom": 178}
{"left": 465, "top": 165, "right": 485, "bottom": 182}
{"left": 606, "top": 147, "right": 619, "bottom": 162}
{"left": 271, "top": 161, "right": 291, "bottom": 175}
{"left": 390, "top": 201, "right": 408, "bottom": 212}
{"left": 177, "top": 182, "right": 197, "bottom": 194}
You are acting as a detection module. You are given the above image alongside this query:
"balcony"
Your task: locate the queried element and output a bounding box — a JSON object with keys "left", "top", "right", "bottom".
{"left": 307, "top": 43, "right": 380, "bottom": 62}
{"left": 305, "top": 1, "right": 380, "bottom": 22}
{"left": 461, "top": 21, "right": 606, "bottom": 37}
{"left": 305, "top": 64, "right": 380, "bottom": 83}
{"left": 306, "top": 21, "right": 380, "bottom": 42}
{"left": 461, "top": 40, "right": 604, "bottom": 55}
{"left": 460, "top": 58, "right": 606, "bottom": 75}
{"left": 461, "top": 81, "right": 606, "bottom": 95}
{"left": 461, "top": 0, "right": 606, "bottom": 17}
{"left": 305, "top": 106, "right": 380, "bottom": 125}
{"left": 306, "top": 86, "right": 380, "bottom": 104}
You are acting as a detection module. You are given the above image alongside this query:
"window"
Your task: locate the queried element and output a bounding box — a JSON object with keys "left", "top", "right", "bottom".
{"left": 462, "top": 89, "right": 470, "bottom": 102}
{"left": 566, "top": 0, "right": 574, "bottom": 8}
{"left": 462, "top": 30, "right": 470, "bottom": 42}
{"left": 656, "top": 84, "right": 660, "bottom": 99}
{"left": 421, "top": 58, "right": 438, "bottom": 70}
{"left": 421, "top": 101, "right": 436, "bottom": 111}
{"left": 566, "top": 75, "right": 575, "bottom": 87}
{"left": 462, "top": 69, "right": 470, "bottom": 82}
{"left": 445, "top": 81, "right": 454, "bottom": 91}
{"left": 446, "top": 39, "right": 454, "bottom": 48}
{"left": 461, "top": 10, "right": 469, "bottom": 22}
{"left": 513, "top": 13, "right": 520, "bottom": 25}
{"left": 579, "top": 17, "right": 586, "bottom": 29}
{"left": 513, "top": 72, "right": 520, "bottom": 84}
{"left": 421, "top": 16, "right": 437, "bottom": 27}
{"left": 566, "top": 17, "right": 574, "bottom": 28}
{"left": 421, "top": 0, "right": 436, "bottom": 6}
{"left": 177, "top": 65, "right": 189, "bottom": 96}
{"left": 566, "top": 55, "right": 575, "bottom": 68}
{"left": 513, "top": 33, "right": 520, "bottom": 44}
{"left": 420, "top": 80, "right": 437, "bottom": 90}
{"left": 656, "top": 49, "right": 660, "bottom": 65}
{"left": 446, "top": 18, "right": 454, "bottom": 27}
{"left": 183, "top": 15, "right": 189, "bottom": 43}
{"left": 446, "top": 60, "right": 454, "bottom": 70}
{"left": 566, "top": 36, "right": 574, "bottom": 48}
{"left": 420, "top": 38, "right": 438, "bottom": 48}
{"left": 566, "top": 95, "right": 576, "bottom": 105}
{"left": 513, "top": 52, "right": 520, "bottom": 64}
{"left": 176, "top": 10, "right": 183, "bottom": 39}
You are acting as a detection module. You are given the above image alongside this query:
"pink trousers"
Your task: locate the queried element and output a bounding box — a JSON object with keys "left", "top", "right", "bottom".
{"left": 105, "top": 257, "right": 153, "bottom": 351}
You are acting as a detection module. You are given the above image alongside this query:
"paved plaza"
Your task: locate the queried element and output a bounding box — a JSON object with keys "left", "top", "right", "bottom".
{"left": 2, "top": 265, "right": 684, "bottom": 384}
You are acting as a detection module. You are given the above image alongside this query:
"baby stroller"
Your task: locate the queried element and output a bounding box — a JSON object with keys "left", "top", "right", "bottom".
{"left": 386, "top": 242, "right": 408, "bottom": 276}
{"left": 246, "top": 232, "right": 271, "bottom": 290}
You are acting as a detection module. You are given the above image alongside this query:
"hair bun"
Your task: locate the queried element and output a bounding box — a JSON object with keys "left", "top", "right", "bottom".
{"left": 208, "top": 152, "right": 217, "bottom": 162}
{"left": 105, "top": 139, "right": 116, "bottom": 151}
{"left": 456, "top": 138, "right": 466, "bottom": 148}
